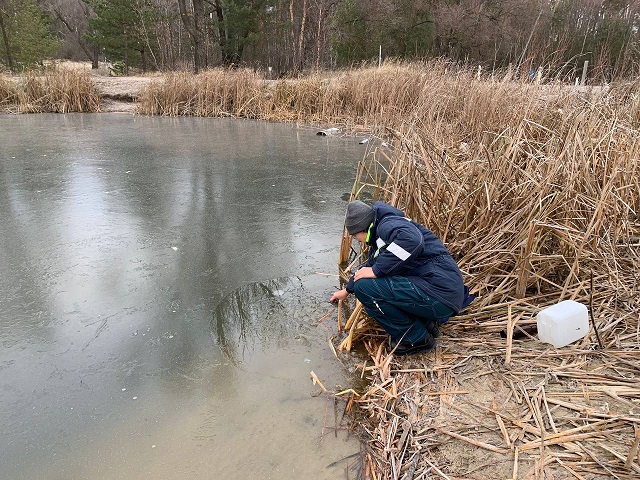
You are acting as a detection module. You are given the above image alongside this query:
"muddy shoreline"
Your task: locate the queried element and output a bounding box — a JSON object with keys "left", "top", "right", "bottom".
{"left": 91, "top": 76, "right": 153, "bottom": 113}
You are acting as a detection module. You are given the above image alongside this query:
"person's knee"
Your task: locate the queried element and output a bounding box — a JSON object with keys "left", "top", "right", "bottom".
{"left": 353, "top": 279, "right": 365, "bottom": 299}
{"left": 353, "top": 278, "right": 374, "bottom": 301}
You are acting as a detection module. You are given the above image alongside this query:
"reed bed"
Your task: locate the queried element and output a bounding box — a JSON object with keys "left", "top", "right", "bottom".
{"left": 136, "top": 69, "right": 264, "bottom": 117}
{"left": 0, "top": 75, "right": 19, "bottom": 108}
{"left": 329, "top": 82, "right": 640, "bottom": 479}
{"left": 136, "top": 61, "right": 560, "bottom": 138}
{"left": 0, "top": 69, "right": 100, "bottom": 113}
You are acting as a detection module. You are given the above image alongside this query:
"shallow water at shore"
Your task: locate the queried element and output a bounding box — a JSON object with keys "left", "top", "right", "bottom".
{"left": 0, "top": 114, "right": 364, "bottom": 479}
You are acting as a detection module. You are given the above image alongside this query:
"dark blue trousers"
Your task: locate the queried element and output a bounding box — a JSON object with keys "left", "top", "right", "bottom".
{"left": 353, "top": 276, "right": 454, "bottom": 345}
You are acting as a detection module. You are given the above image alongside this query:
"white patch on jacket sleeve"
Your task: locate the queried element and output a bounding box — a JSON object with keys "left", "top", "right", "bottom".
{"left": 387, "top": 242, "right": 411, "bottom": 261}
{"left": 376, "top": 237, "right": 386, "bottom": 249}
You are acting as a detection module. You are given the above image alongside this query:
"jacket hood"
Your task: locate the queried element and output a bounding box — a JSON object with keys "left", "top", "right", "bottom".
{"left": 373, "top": 201, "right": 405, "bottom": 222}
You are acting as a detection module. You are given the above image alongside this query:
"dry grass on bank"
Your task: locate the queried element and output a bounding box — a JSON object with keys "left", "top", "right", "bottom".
{"left": 0, "top": 75, "right": 19, "bottom": 109}
{"left": 131, "top": 62, "right": 479, "bottom": 125}
{"left": 330, "top": 81, "right": 640, "bottom": 479}
{"left": 135, "top": 61, "right": 597, "bottom": 143}
{"left": 0, "top": 70, "right": 100, "bottom": 113}
{"left": 137, "top": 69, "right": 264, "bottom": 117}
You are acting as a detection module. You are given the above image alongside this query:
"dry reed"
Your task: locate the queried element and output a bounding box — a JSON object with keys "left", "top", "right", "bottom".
{"left": 0, "top": 75, "right": 18, "bottom": 108}
{"left": 327, "top": 67, "right": 639, "bottom": 479}
{"left": 0, "top": 69, "right": 100, "bottom": 113}
{"left": 133, "top": 61, "right": 510, "bottom": 126}
{"left": 136, "top": 61, "right": 580, "bottom": 142}
{"left": 136, "top": 69, "right": 264, "bottom": 117}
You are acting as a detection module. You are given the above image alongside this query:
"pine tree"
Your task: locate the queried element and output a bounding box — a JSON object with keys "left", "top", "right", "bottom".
{"left": 86, "top": 0, "right": 156, "bottom": 74}
{"left": 216, "top": 0, "right": 274, "bottom": 65}
{"left": 0, "top": 0, "right": 60, "bottom": 71}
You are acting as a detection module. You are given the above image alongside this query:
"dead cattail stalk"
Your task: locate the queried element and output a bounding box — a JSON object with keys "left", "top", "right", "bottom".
{"left": 438, "top": 428, "right": 509, "bottom": 454}
{"left": 589, "top": 270, "right": 604, "bottom": 349}
{"left": 625, "top": 427, "right": 640, "bottom": 470}
{"left": 317, "top": 308, "right": 333, "bottom": 323}
{"left": 310, "top": 370, "right": 328, "bottom": 393}
{"left": 505, "top": 305, "right": 514, "bottom": 366}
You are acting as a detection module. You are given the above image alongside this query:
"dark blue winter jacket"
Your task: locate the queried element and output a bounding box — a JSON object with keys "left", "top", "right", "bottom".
{"left": 346, "top": 202, "right": 472, "bottom": 313}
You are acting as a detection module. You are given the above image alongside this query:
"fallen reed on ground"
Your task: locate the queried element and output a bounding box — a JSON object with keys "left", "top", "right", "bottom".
{"left": 326, "top": 74, "right": 639, "bottom": 479}
{"left": 0, "top": 69, "right": 100, "bottom": 113}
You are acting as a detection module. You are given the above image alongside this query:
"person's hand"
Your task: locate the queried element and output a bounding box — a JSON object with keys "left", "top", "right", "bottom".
{"left": 354, "top": 267, "right": 376, "bottom": 282}
{"left": 330, "top": 288, "right": 348, "bottom": 303}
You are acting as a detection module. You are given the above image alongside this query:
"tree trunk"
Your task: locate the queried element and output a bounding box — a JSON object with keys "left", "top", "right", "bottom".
{"left": 315, "top": 3, "right": 322, "bottom": 70}
{"left": 289, "top": 0, "right": 295, "bottom": 70}
{"left": 92, "top": 45, "right": 99, "bottom": 69}
{"left": 297, "top": 0, "right": 307, "bottom": 71}
{"left": 135, "top": 3, "right": 158, "bottom": 71}
{"left": 0, "top": 6, "right": 14, "bottom": 72}
{"left": 124, "top": 24, "right": 129, "bottom": 75}
{"left": 214, "top": 1, "right": 232, "bottom": 65}
{"left": 52, "top": 7, "right": 96, "bottom": 68}
{"left": 178, "top": 0, "right": 203, "bottom": 72}
{"left": 140, "top": 48, "right": 146, "bottom": 72}
{"left": 192, "top": 0, "right": 206, "bottom": 69}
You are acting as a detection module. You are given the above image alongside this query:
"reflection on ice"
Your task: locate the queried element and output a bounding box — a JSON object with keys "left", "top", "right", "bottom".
{"left": 211, "top": 276, "right": 324, "bottom": 362}
{"left": 0, "top": 115, "right": 363, "bottom": 480}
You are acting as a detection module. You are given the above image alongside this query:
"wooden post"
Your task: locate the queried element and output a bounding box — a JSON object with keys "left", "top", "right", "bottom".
{"left": 581, "top": 60, "right": 589, "bottom": 86}
{"left": 378, "top": 45, "right": 382, "bottom": 68}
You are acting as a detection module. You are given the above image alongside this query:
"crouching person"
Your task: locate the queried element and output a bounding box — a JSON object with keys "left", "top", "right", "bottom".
{"left": 330, "top": 201, "right": 474, "bottom": 355}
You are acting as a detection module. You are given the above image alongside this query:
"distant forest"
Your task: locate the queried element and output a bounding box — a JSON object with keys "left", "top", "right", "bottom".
{"left": 1, "top": 0, "right": 639, "bottom": 80}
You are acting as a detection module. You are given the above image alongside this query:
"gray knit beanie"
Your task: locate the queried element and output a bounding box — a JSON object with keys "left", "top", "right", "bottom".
{"left": 345, "top": 200, "right": 374, "bottom": 235}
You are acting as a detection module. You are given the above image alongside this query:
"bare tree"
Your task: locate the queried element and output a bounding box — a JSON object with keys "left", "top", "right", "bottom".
{"left": 0, "top": 0, "right": 14, "bottom": 71}
{"left": 46, "top": 0, "right": 98, "bottom": 68}
{"left": 178, "top": 0, "right": 206, "bottom": 72}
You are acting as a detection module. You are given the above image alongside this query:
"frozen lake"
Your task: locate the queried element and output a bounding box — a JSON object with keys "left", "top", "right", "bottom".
{"left": 0, "top": 114, "right": 364, "bottom": 479}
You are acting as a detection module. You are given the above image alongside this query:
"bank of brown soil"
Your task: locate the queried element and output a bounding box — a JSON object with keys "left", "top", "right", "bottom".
{"left": 92, "top": 76, "right": 155, "bottom": 113}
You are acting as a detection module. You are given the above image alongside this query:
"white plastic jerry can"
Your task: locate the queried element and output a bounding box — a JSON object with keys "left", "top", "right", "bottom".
{"left": 536, "top": 300, "right": 589, "bottom": 348}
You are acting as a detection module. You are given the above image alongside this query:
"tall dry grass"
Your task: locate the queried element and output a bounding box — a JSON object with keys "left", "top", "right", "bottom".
{"left": 336, "top": 64, "right": 639, "bottom": 345}
{"left": 354, "top": 115, "right": 639, "bottom": 311}
{"left": 137, "top": 69, "right": 264, "bottom": 117}
{"left": 327, "top": 64, "right": 640, "bottom": 480}
{"left": 136, "top": 61, "right": 571, "bottom": 140}
{"left": 0, "top": 75, "right": 18, "bottom": 108}
{"left": 0, "top": 69, "right": 100, "bottom": 113}
{"left": 342, "top": 117, "right": 640, "bottom": 478}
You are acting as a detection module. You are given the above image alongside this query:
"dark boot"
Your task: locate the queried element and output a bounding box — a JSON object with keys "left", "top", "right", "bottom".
{"left": 418, "top": 318, "right": 441, "bottom": 338}
{"left": 390, "top": 334, "right": 436, "bottom": 356}
{"left": 426, "top": 319, "right": 441, "bottom": 338}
